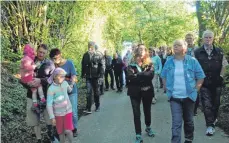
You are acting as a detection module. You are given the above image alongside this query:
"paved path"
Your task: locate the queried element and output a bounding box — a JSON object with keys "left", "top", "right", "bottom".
{"left": 74, "top": 89, "right": 229, "bottom": 143}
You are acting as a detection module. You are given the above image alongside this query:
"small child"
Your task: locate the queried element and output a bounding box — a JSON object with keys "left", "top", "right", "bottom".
{"left": 20, "top": 44, "right": 46, "bottom": 109}
{"left": 47, "top": 68, "right": 74, "bottom": 143}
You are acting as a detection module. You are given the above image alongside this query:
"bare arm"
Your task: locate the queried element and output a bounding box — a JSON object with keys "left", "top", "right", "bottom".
{"left": 196, "top": 79, "right": 204, "bottom": 92}
{"left": 220, "top": 55, "right": 228, "bottom": 76}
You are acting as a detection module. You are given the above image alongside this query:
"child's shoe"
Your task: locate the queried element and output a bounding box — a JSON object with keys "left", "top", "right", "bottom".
{"left": 145, "top": 126, "right": 155, "bottom": 137}
{"left": 135, "top": 134, "right": 143, "bottom": 143}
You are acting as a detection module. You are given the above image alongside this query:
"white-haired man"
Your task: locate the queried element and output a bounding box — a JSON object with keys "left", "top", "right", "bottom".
{"left": 194, "top": 30, "right": 228, "bottom": 136}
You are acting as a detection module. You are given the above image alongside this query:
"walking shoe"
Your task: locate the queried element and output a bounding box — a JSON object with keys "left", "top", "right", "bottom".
{"left": 184, "top": 140, "right": 192, "bottom": 143}
{"left": 206, "top": 126, "right": 215, "bottom": 136}
{"left": 105, "top": 88, "right": 109, "bottom": 91}
{"left": 83, "top": 109, "right": 92, "bottom": 114}
{"left": 95, "top": 107, "right": 100, "bottom": 112}
{"left": 73, "top": 128, "right": 78, "bottom": 137}
{"left": 135, "top": 134, "right": 143, "bottom": 143}
{"left": 152, "top": 98, "right": 157, "bottom": 104}
{"left": 111, "top": 87, "right": 115, "bottom": 90}
{"left": 145, "top": 127, "right": 155, "bottom": 137}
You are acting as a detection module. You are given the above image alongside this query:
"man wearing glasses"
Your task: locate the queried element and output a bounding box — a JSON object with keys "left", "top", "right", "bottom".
{"left": 194, "top": 30, "right": 228, "bottom": 136}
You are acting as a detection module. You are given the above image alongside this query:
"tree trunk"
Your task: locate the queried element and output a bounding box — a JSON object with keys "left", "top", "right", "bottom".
{"left": 196, "top": 1, "right": 206, "bottom": 46}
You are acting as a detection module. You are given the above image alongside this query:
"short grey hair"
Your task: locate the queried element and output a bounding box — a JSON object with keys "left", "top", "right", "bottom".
{"left": 202, "top": 30, "right": 214, "bottom": 38}
{"left": 88, "top": 41, "right": 95, "bottom": 48}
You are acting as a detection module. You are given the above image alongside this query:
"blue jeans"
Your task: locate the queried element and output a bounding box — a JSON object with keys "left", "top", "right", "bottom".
{"left": 170, "top": 97, "right": 195, "bottom": 143}
{"left": 69, "top": 92, "right": 78, "bottom": 129}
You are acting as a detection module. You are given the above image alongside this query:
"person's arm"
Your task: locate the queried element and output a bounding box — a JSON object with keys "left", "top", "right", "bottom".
{"left": 66, "top": 81, "right": 73, "bottom": 93}
{"left": 46, "top": 87, "right": 55, "bottom": 119}
{"left": 196, "top": 79, "right": 204, "bottom": 92}
{"left": 220, "top": 55, "right": 228, "bottom": 77}
{"left": 194, "top": 59, "right": 206, "bottom": 91}
{"left": 126, "top": 65, "right": 139, "bottom": 84}
{"left": 69, "top": 60, "right": 78, "bottom": 85}
{"left": 158, "top": 56, "right": 162, "bottom": 74}
{"left": 81, "top": 54, "right": 86, "bottom": 78}
{"left": 160, "top": 62, "right": 168, "bottom": 91}
{"left": 98, "top": 54, "right": 105, "bottom": 78}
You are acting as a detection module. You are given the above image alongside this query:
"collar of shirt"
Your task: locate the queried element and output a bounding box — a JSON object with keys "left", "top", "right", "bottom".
{"left": 204, "top": 45, "right": 213, "bottom": 51}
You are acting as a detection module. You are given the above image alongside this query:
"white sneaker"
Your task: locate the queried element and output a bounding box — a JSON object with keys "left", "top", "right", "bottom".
{"left": 206, "top": 126, "right": 215, "bottom": 136}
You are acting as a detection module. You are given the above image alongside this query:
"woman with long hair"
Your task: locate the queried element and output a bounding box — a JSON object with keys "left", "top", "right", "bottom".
{"left": 126, "top": 44, "right": 155, "bottom": 143}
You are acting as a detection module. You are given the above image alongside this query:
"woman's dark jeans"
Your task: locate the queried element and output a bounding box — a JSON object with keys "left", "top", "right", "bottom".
{"left": 130, "top": 92, "right": 153, "bottom": 135}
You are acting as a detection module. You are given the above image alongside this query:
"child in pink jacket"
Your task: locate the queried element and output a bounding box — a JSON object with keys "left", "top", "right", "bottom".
{"left": 20, "top": 44, "right": 46, "bottom": 108}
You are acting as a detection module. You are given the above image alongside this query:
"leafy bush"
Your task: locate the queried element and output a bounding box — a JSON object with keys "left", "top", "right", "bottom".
{"left": 218, "top": 87, "right": 229, "bottom": 134}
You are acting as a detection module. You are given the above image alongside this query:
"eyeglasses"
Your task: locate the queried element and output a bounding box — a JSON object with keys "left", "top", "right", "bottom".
{"left": 173, "top": 44, "right": 182, "bottom": 47}
{"left": 204, "top": 37, "right": 213, "bottom": 39}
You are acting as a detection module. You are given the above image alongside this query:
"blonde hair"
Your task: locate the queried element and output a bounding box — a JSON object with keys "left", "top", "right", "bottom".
{"left": 173, "top": 39, "right": 188, "bottom": 53}
{"left": 132, "top": 44, "right": 151, "bottom": 66}
{"left": 202, "top": 30, "right": 214, "bottom": 38}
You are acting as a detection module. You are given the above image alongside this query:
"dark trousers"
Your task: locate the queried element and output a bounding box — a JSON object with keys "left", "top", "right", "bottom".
{"left": 105, "top": 69, "right": 114, "bottom": 89}
{"left": 114, "top": 71, "right": 123, "bottom": 90}
{"left": 170, "top": 97, "right": 195, "bottom": 143}
{"left": 124, "top": 68, "right": 128, "bottom": 86}
{"left": 200, "top": 87, "right": 222, "bottom": 127}
{"left": 159, "top": 77, "right": 163, "bottom": 88}
{"left": 86, "top": 78, "right": 100, "bottom": 111}
{"left": 130, "top": 93, "right": 153, "bottom": 134}
{"left": 194, "top": 94, "right": 200, "bottom": 114}
{"left": 99, "top": 80, "right": 104, "bottom": 95}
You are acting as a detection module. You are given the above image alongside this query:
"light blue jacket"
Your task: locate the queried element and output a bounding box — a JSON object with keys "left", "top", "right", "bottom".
{"left": 151, "top": 55, "right": 162, "bottom": 74}
{"left": 160, "top": 55, "right": 205, "bottom": 101}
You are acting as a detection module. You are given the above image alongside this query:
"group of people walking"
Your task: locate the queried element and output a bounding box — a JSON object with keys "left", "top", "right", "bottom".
{"left": 19, "top": 29, "right": 227, "bottom": 143}
{"left": 126, "top": 30, "right": 228, "bottom": 143}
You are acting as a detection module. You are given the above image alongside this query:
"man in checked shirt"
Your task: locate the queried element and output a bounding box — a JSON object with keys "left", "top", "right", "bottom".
{"left": 194, "top": 30, "right": 228, "bottom": 136}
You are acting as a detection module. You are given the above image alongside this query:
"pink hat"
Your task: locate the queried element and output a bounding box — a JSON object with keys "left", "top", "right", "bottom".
{"left": 23, "top": 44, "right": 35, "bottom": 60}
